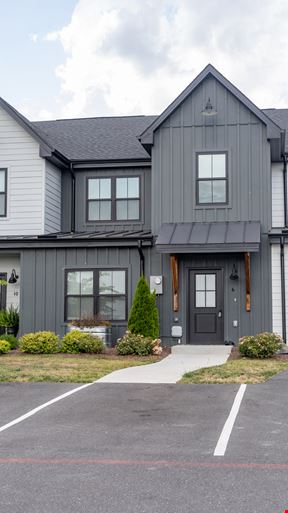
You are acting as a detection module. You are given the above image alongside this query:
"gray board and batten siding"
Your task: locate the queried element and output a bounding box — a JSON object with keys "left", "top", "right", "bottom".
{"left": 151, "top": 76, "right": 272, "bottom": 235}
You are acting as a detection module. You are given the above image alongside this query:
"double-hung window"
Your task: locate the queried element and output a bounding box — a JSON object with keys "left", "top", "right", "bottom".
{"left": 0, "top": 169, "right": 7, "bottom": 217}
{"left": 65, "top": 269, "right": 127, "bottom": 321}
{"left": 87, "top": 176, "right": 140, "bottom": 221}
{"left": 196, "top": 153, "right": 228, "bottom": 205}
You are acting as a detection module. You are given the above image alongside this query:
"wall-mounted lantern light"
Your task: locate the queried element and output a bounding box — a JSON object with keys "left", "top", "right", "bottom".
{"left": 201, "top": 98, "right": 217, "bottom": 116}
{"left": 229, "top": 264, "right": 239, "bottom": 281}
{"left": 8, "top": 269, "right": 19, "bottom": 284}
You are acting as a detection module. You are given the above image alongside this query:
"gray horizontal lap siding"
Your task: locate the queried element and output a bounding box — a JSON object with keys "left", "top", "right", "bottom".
{"left": 151, "top": 76, "right": 271, "bottom": 235}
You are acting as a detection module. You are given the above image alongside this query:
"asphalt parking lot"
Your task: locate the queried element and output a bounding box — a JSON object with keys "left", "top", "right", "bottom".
{"left": 0, "top": 376, "right": 288, "bottom": 513}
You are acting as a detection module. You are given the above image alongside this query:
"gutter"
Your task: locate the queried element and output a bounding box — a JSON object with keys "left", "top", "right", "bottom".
{"left": 283, "top": 155, "right": 288, "bottom": 228}
{"left": 70, "top": 162, "right": 76, "bottom": 233}
{"left": 280, "top": 236, "right": 287, "bottom": 344}
{"left": 137, "top": 240, "right": 145, "bottom": 275}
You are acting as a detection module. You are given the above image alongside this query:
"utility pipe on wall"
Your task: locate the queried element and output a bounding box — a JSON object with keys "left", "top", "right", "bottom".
{"left": 280, "top": 236, "right": 287, "bottom": 344}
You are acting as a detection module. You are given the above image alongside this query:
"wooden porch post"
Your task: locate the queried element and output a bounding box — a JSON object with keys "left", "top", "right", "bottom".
{"left": 245, "top": 252, "right": 251, "bottom": 312}
{"left": 170, "top": 255, "right": 179, "bottom": 312}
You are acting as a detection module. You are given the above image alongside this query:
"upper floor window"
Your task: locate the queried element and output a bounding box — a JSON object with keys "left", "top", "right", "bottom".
{"left": 87, "top": 176, "right": 140, "bottom": 222}
{"left": 0, "top": 169, "right": 7, "bottom": 217}
{"left": 196, "top": 153, "right": 227, "bottom": 205}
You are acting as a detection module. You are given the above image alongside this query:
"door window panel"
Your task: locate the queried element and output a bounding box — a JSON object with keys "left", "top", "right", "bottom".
{"left": 195, "top": 273, "right": 216, "bottom": 308}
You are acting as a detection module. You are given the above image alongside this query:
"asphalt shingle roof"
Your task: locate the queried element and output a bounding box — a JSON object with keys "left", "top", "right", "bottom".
{"left": 32, "top": 116, "right": 157, "bottom": 161}
{"left": 30, "top": 109, "right": 288, "bottom": 162}
{"left": 263, "top": 109, "right": 288, "bottom": 153}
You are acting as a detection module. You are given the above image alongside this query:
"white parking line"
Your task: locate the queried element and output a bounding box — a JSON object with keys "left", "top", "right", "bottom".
{"left": 0, "top": 382, "right": 96, "bottom": 434}
{"left": 214, "top": 384, "right": 247, "bottom": 457}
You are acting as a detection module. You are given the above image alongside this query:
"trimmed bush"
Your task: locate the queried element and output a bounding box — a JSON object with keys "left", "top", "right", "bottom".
{"left": 128, "top": 276, "right": 160, "bottom": 339}
{"left": 239, "top": 332, "right": 283, "bottom": 359}
{"left": 0, "top": 340, "right": 10, "bottom": 354}
{"left": 116, "top": 331, "right": 159, "bottom": 356}
{"left": 0, "top": 334, "right": 18, "bottom": 349}
{"left": 61, "top": 330, "right": 104, "bottom": 354}
{"left": 19, "top": 331, "right": 59, "bottom": 354}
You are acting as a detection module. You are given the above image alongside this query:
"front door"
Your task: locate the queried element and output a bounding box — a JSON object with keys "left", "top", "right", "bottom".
{"left": 189, "top": 269, "right": 224, "bottom": 344}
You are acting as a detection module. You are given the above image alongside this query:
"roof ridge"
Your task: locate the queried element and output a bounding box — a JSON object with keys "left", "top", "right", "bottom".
{"left": 32, "top": 114, "right": 158, "bottom": 123}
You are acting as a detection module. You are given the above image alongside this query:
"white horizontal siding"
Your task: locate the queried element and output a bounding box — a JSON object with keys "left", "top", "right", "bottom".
{"left": 0, "top": 254, "right": 20, "bottom": 310}
{"left": 271, "top": 244, "right": 288, "bottom": 341}
{"left": 44, "top": 161, "right": 61, "bottom": 233}
{"left": 272, "top": 163, "right": 284, "bottom": 228}
{"left": 0, "top": 105, "right": 44, "bottom": 235}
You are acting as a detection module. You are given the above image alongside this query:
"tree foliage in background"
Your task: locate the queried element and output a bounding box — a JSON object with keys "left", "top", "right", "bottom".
{"left": 128, "top": 276, "right": 160, "bottom": 339}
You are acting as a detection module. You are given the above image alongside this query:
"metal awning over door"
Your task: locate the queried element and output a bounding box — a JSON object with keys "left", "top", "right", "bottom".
{"left": 156, "top": 221, "right": 261, "bottom": 254}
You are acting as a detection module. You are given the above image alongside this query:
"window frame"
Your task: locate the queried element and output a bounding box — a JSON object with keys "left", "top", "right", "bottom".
{"left": 0, "top": 169, "right": 7, "bottom": 218}
{"left": 196, "top": 152, "right": 228, "bottom": 206}
{"left": 64, "top": 268, "right": 128, "bottom": 322}
{"left": 86, "top": 176, "right": 141, "bottom": 223}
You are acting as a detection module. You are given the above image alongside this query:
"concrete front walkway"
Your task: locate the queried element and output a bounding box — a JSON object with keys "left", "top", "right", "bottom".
{"left": 97, "top": 345, "right": 232, "bottom": 384}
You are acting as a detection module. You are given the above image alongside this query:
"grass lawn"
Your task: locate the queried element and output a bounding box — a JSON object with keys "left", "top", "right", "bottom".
{"left": 179, "top": 358, "right": 288, "bottom": 384}
{"left": 0, "top": 353, "right": 160, "bottom": 383}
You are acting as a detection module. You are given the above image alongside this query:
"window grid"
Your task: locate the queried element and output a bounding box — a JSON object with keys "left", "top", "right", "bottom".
{"left": 195, "top": 273, "right": 216, "bottom": 308}
{"left": 87, "top": 176, "right": 140, "bottom": 222}
{"left": 65, "top": 269, "right": 127, "bottom": 322}
{"left": 196, "top": 153, "right": 228, "bottom": 205}
{"left": 0, "top": 169, "right": 7, "bottom": 217}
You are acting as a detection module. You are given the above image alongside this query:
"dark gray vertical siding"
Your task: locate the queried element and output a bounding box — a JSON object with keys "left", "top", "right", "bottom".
{"left": 74, "top": 167, "right": 151, "bottom": 232}
{"left": 61, "top": 172, "right": 72, "bottom": 232}
{"left": 151, "top": 76, "right": 272, "bottom": 234}
{"left": 20, "top": 246, "right": 159, "bottom": 343}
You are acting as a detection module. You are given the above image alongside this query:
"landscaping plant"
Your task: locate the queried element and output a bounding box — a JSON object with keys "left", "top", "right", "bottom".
{"left": 128, "top": 276, "right": 160, "bottom": 338}
{"left": 61, "top": 330, "right": 104, "bottom": 354}
{"left": 0, "top": 340, "right": 10, "bottom": 354}
{"left": 0, "top": 306, "right": 19, "bottom": 335}
{"left": 239, "top": 332, "right": 283, "bottom": 359}
{"left": 116, "top": 331, "right": 162, "bottom": 356}
{"left": 19, "top": 331, "right": 59, "bottom": 354}
{"left": 0, "top": 334, "right": 18, "bottom": 349}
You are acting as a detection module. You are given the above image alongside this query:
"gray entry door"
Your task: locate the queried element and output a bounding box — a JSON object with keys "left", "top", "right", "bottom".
{"left": 189, "top": 269, "right": 224, "bottom": 344}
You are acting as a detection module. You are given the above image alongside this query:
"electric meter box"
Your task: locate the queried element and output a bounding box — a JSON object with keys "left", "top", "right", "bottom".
{"left": 150, "top": 276, "right": 163, "bottom": 294}
{"left": 171, "top": 325, "right": 183, "bottom": 338}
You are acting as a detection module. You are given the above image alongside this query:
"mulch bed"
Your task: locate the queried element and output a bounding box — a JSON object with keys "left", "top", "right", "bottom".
{"left": 10, "top": 346, "right": 171, "bottom": 361}
{"left": 228, "top": 345, "right": 288, "bottom": 361}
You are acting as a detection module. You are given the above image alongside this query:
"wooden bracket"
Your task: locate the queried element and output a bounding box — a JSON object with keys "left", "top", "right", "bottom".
{"left": 170, "top": 255, "right": 179, "bottom": 312}
{"left": 245, "top": 252, "right": 251, "bottom": 312}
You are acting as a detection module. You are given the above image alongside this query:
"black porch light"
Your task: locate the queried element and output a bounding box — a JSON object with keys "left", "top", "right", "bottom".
{"left": 8, "top": 269, "right": 19, "bottom": 284}
{"left": 229, "top": 264, "right": 239, "bottom": 281}
{"left": 201, "top": 98, "right": 217, "bottom": 116}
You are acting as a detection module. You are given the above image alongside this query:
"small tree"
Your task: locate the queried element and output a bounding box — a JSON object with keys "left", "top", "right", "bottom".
{"left": 128, "top": 276, "right": 160, "bottom": 339}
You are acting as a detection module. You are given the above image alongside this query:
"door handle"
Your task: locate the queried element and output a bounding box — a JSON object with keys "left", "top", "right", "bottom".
{"left": 218, "top": 311, "right": 222, "bottom": 318}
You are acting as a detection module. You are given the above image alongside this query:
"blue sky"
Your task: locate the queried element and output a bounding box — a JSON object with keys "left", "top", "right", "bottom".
{"left": 1, "top": 0, "right": 288, "bottom": 121}
{"left": 0, "top": 0, "right": 77, "bottom": 118}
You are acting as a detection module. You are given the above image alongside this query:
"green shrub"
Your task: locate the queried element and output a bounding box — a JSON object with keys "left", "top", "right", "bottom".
{"left": 19, "top": 331, "right": 59, "bottom": 354}
{"left": 0, "top": 334, "right": 18, "bottom": 349}
{"left": 0, "top": 340, "right": 10, "bottom": 354}
{"left": 116, "top": 331, "right": 155, "bottom": 356}
{"left": 128, "top": 276, "right": 160, "bottom": 338}
{"left": 239, "top": 332, "right": 283, "bottom": 359}
{"left": 61, "top": 330, "right": 104, "bottom": 354}
{"left": 0, "top": 306, "right": 19, "bottom": 334}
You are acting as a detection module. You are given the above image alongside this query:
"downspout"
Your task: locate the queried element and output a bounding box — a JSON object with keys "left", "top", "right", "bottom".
{"left": 283, "top": 155, "right": 288, "bottom": 227}
{"left": 70, "top": 162, "right": 76, "bottom": 233}
{"left": 280, "top": 235, "right": 287, "bottom": 344}
{"left": 137, "top": 240, "right": 145, "bottom": 276}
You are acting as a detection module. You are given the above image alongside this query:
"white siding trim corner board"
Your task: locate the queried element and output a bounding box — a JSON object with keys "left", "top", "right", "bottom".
{"left": 272, "top": 163, "right": 284, "bottom": 228}
{"left": 271, "top": 243, "right": 288, "bottom": 342}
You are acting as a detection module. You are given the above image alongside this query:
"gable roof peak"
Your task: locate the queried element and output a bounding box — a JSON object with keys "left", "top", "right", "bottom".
{"left": 139, "top": 64, "right": 282, "bottom": 149}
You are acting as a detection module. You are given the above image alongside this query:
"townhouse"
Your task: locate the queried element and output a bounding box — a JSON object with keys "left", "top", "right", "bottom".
{"left": 0, "top": 64, "right": 287, "bottom": 345}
